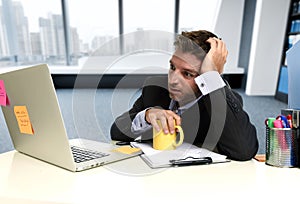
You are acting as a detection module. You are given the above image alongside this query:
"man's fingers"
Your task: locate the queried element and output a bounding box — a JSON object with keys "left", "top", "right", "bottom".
{"left": 174, "top": 114, "right": 181, "bottom": 126}
{"left": 167, "top": 115, "right": 176, "bottom": 134}
{"left": 202, "top": 37, "right": 228, "bottom": 74}
{"left": 146, "top": 108, "right": 181, "bottom": 134}
{"left": 159, "top": 117, "right": 169, "bottom": 134}
{"left": 150, "top": 118, "right": 161, "bottom": 132}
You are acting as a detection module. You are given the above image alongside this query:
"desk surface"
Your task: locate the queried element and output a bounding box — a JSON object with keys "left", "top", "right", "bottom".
{"left": 0, "top": 150, "right": 299, "bottom": 204}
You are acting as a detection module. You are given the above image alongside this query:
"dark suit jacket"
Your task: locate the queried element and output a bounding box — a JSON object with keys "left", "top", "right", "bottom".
{"left": 110, "top": 76, "right": 258, "bottom": 161}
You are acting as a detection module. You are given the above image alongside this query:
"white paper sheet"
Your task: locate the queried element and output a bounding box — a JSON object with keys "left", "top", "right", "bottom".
{"left": 131, "top": 142, "right": 229, "bottom": 168}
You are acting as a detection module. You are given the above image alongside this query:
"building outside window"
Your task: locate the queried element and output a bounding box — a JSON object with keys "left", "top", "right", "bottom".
{"left": 0, "top": 0, "right": 221, "bottom": 72}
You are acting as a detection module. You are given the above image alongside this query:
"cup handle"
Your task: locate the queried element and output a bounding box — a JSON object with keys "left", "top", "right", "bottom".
{"left": 173, "top": 125, "right": 184, "bottom": 147}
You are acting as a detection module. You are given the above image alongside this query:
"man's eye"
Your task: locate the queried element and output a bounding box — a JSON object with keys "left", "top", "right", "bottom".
{"left": 170, "top": 64, "right": 175, "bottom": 70}
{"left": 184, "top": 71, "right": 194, "bottom": 78}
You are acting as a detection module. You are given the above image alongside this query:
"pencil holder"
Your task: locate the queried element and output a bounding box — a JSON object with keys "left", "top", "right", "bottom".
{"left": 265, "top": 127, "right": 299, "bottom": 167}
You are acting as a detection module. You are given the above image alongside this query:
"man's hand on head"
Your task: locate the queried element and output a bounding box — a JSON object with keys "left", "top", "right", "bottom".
{"left": 199, "top": 37, "right": 228, "bottom": 75}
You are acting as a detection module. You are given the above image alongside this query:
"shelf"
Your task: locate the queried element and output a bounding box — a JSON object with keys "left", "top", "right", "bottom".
{"left": 291, "top": 13, "right": 300, "bottom": 18}
{"left": 275, "top": 0, "right": 298, "bottom": 103}
{"left": 288, "top": 32, "right": 300, "bottom": 35}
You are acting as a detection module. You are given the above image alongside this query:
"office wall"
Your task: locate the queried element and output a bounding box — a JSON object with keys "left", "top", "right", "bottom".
{"left": 213, "top": 0, "right": 245, "bottom": 74}
{"left": 245, "top": 0, "right": 290, "bottom": 95}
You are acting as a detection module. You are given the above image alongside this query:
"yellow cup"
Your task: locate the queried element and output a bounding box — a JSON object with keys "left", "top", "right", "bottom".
{"left": 153, "top": 120, "right": 184, "bottom": 150}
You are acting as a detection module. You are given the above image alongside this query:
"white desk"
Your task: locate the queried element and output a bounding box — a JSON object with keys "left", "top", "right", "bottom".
{"left": 0, "top": 150, "right": 299, "bottom": 204}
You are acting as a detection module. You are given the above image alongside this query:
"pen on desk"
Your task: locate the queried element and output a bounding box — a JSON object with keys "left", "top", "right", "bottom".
{"left": 276, "top": 115, "right": 290, "bottom": 128}
{"left": 116, "top": 136, "right": 142, "bottom": 146}
{"left": 287, "top": 114, "right": 292, "bottom": 128}
{"left": 116, "top": 141, "right": 131, "bottom": 146}
{"left": 170, "top": 157, "right": 213, "bottom": 166}
{"left": 273, "top": 120, "right": 283, "bottom": 128}
{"left": 265, "top": 118, "right": 275, "bottom": 128}
{"left": 274, "top": 116, "right": 288, "bottom": 150}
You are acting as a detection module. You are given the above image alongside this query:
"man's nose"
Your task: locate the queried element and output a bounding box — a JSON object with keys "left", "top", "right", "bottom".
{"left": 169, "top": 71, "right": 180, "bottom": 84}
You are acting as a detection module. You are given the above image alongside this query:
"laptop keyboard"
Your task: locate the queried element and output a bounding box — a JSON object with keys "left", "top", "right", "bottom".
{"left": 71, "top": 146, "right": 110, "bottom": 163}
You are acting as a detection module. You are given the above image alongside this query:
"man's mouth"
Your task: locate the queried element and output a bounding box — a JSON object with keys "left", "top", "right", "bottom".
{"left": 169, "top": 87, "right": 181, "bottom": 94}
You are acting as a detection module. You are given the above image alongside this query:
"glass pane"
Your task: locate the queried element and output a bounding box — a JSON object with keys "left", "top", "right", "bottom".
{"left": 179, "top": 0, "right": 221, "bottom": 32}
{"left": 278, "top": 66, "right": 288, "bottom": 94}
{"left": 123, "top": 0, "right": 174, "bottom": 52}
{"left": 123, "top": 0, "right": 174, "bottom": 33}
{"left": 121, "top": 0, "right": 175, "bottom": 70}
{"left": 68, "top": 0, "right": 119, "bottom": 63}
{"left": 0, "top": 0, "right": 63, "bottom": 67}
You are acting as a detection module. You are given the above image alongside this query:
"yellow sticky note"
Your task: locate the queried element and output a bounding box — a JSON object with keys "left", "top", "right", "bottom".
{"left": 112, "top": 146, "right": 141, "bottom": 155}
{"left": 14, "top": 106, "right": 34, "bottom": 135}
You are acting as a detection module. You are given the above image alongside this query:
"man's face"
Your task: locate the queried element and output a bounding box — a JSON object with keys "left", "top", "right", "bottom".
{"left": 168, "top": 50, "right": 202, "bottom": 105}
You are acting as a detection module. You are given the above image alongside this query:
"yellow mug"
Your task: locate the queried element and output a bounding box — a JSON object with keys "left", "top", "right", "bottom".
{"left": 153, "top": 120, "right": 184, "bottom": 150}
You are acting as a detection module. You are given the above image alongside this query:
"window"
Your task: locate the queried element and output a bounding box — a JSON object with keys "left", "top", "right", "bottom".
{"left": 123, "top": 0, "right": 174, "bottom": 33}
{"left": 68, "top": 0, "right": 119, "bottom": 58}
{"left": 179, "top": 0, "right": 221, "bottom": 32}
{"left": 120, "top": 0, "right": 175, "bottom": 75}
{"left": 0, "top": 0, "right": 63, "bottom": 66}
{"left": 0, "top": 0, "right": 223, "bottom": 73}
{"left": 277, "top": 66, "right": 288, "bottom": 94}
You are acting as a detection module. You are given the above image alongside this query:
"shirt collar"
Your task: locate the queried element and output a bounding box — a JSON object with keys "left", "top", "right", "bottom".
{"left": 169, "top": 95, "right": 203, "bottom": 113}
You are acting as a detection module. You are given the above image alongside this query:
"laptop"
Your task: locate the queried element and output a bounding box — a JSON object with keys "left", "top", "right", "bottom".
{"left": 0, "top": 64, "right": 141, "bottom": 172}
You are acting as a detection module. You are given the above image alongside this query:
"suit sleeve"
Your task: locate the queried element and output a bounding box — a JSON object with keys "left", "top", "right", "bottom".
{"left": 110, "top": 76, "right": 170, "bottom": 142}
{"left": 195, "top": 71, "right": 258, "bottom": 160}
{"left": 110, "top": 95, "right": 146, "bottom": 142}
{"left": 203, "top": 86, "right": 259, "bottom": 161}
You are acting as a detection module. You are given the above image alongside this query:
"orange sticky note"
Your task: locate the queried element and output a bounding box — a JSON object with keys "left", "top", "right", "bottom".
{"left": 0, "top": 80, "right": 10, "bottom": 106}
{"left": 112, "top": 146, "right": 141, "bottom": 155}
{"left": 14, "top": 106, "right": 34, "bottom": 135}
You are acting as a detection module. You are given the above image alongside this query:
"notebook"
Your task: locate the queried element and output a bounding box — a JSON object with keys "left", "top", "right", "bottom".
{"left": 0, "top": 64, "right": 141, "bottom": 172}
{"left": 131, "top": 141, "right": 229, "bottom": 168}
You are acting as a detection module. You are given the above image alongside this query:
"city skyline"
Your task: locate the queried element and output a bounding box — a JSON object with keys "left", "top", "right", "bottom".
{"left": 0, "top": 0, "right": 175, "bottom": 66}
{"left": 0, "top": 0, "right": 219, "bottom": 67}
{"left": 0, "top": 0, "right": 116, "bottom": 66}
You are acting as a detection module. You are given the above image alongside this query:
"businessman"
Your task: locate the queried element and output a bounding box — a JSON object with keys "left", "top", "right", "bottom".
{"left": 110, "top": 30, "right": 258, "bottom": 161}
